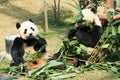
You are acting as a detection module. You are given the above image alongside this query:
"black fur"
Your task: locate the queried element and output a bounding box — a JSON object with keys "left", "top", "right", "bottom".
{"left": 91, "top": 8, "right": 97, "bottom": 14}
{"left": 10, "top": 38, "right": 24, "bottom": 66}
{"left": 10, "top": 37, "right": 46, "bottom": 66}
{"left": 68, "top": 26, "right": 103, "bottom": 47}
{"left": 16, "top": 23, "right": 21, "bottom": 29}
{"left": 29, "top": 19, "right": 33, "bottom": 23}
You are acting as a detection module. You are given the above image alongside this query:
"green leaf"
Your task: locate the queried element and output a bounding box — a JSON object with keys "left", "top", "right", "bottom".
{"left": 111, "top": 66, "right": 118, "bottom": 73}
{"left": 86, "top": 20, "right": 93, "bottom": 29}
{"left": 69, "top": 40, "right": 79, "bottom": 45}
{"left": 116, "top": 0, "right": 120, "bottom": 7}
{"left": 25, "top": 45, "right": 46, "bottom": 62}
{"left": 34, "top": 61, "right": 63, "bottom": 77}
{"left": 74, "top": 14, "right": 82, "bottom": 22}
{"left": 0, "top": 56, "right": 5, "bottom": 62}
{"left": 0, "top": 67, "right": 10, "bottom": 73}
{"left": 112, "top": 26, "right": 117, "bottom": 35}
{"left": 45, "top": 60, "right": 63, "bottom": 69}
{"left": 67, "top": 0, "right": 81, "bottom": 11}
{"left": 76, "top": 46, "right": 81, "bottom": 54}
{"left": 107, "top": 9, "right": 115, "bottom": 23}
{"left": 67, "top": 0, "right": 83, "bottom": 22}
{"left": 80, "top": 44, "right": 87, "bottom": 51}
{"left": 111, "top": 20, "right": 120, "bottom": 26}
{"left": 107, "top": 12, "right": 113, "bottom": 23}
{"left": 101, "top": 44, "right": 110, "bottom": 48}
{"left": 118, "top": 25, "right": 120, "bottom": 34}
{"left": 115, "top": 50, "right": 120, "bottom": 59}
{"left": 51, "top": 73, "right": 76, "bottom": 79}
{"left": 4, "top": 77, "right": 13, "bottom": 80}
{"left": 28, "top": 60, "right": 63, "bottom": 77}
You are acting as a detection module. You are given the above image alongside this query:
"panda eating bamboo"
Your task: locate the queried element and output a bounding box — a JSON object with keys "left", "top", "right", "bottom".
{"left": 10, "top": 19, "right": 48, "bottom": 70}
{"left": 68, "top": 8, "right": 103, "bottom": 47}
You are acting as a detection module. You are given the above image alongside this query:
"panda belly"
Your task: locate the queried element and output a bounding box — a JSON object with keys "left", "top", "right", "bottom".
{"left": 22, "top": 42, "right": 36, "bottom": 59}
{"left": 24, "top": 45, "right": 35, "bottom": 54}
{"left": 23, "top": 43, "right": 48, "bottom": 69}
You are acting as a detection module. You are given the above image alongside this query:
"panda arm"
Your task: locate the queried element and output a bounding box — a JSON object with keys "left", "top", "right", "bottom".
{"left": 77, "top": 26, "right": 91, "bottom": 32}
{"left": 94, "top": 15, "right": 102, "bottom": 27}
{"left": 34, "top": 36, "right": 47, "bottom": 52}
{"left": 10, "top": 37, "right": 24, "bottom": 66}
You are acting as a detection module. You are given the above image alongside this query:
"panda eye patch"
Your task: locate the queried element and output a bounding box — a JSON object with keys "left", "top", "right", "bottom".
{"left": 24, "top": 29, "right": 27, "bottom": 34}
{"left": 31, "top": 27, "right": 35, "bottom": 31}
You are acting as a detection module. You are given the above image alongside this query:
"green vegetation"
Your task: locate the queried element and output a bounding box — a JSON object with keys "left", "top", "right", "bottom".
{"left": 0, "top": 0, "right": 120, "bottom": 80}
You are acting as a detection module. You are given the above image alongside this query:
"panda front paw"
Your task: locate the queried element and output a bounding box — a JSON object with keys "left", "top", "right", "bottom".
{"left": 10, "top": 63, "right": 16, "bottom": 66}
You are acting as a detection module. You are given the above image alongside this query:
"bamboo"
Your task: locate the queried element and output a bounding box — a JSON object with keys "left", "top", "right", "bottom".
{"left": 88, "top": 27, "right": 111, "bottom": 62}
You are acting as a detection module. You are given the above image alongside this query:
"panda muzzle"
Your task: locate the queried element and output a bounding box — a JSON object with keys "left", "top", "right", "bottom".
{"left": 29, "top": 33, "right": 33, "bottom": 36}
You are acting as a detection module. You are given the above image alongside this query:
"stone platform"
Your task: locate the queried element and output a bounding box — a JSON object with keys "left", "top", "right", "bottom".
{"left": 0, "top": 51, "right": 12, "bottom": 61}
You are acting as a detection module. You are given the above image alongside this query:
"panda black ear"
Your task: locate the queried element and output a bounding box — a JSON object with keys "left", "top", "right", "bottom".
{"left": 29, "top": 19, "right": 34, "bottom": 23}
{"left": 91, "top": 8, "right": 97, "bottom": 14}
{"left": 16, "top": 22, "right": 21, "bottom": 29}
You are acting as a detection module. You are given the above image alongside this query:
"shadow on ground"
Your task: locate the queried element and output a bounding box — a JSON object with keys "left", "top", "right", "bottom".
{"left": 0, "top": 2, "right": 74, "bottom": 34}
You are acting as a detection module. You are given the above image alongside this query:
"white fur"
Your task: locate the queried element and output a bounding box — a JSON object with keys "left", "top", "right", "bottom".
{"left": 82, "top": 9, "right": 102, "bottom": 27}
{"left": 18, "top": 21, "right": 38, "bottom": 40}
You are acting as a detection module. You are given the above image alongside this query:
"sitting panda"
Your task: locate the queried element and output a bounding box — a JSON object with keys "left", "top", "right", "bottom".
{"left": 10, "top": 19, "right": 48, "bottom": 70}
{"left": 68, "top": 8, "right": 103, "bottom": 47}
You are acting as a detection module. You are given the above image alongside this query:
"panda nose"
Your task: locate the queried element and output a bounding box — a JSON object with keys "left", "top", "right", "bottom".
{"left": 29, "top": 33, "right": 33, "bottom": 36}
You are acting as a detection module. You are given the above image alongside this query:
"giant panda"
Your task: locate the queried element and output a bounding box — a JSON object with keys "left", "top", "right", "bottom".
{"left": 10, "top": 19, "right": 48, "bottom": 70}
{"left": 49, "top": 8, "right": 103, "bottom": 67}
{"left": 68, "top": 8, "right": 103, "bottom": 47}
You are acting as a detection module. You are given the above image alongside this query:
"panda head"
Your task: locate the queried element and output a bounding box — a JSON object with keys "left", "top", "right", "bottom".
{"left": 16, "top": 19, "right": 38, "bottom": 40}
{"left": 77, "top": 8, "right": 102, "bottom": 27}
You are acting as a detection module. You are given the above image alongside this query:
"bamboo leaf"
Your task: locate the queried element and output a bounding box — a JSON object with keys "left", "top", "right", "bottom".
{"left": 107, "top": 9, "right": 115, "bottom": 23}
{"left": 49, "top": 73, "right": 61, "bottom": 77}
{"left": 111, "top": 20, "right": 120, "bottom": 26}
{"left": 28, "top": 67, "right": 42, "bottom": 76}
{"left": 111, "top": 66, "right": 118, "bottom": 73}
{"left": 86, "top": 20, "right": 93, "bottom": 29}
{"left": 80, "top": 44, "right": 87, "bottom": 51}
{"left": 76, "top": 46, "right": 81, "bottom": 54}
{"left": 34, "top": 61, "right": 63, "bottom": 77}
{"left": 67, "top": 0, "right": 83, "bottom": 22}
{"left": 118, "top": 25, "right": 120, "bottom": 34}
{"left": 4, "top": 77, "right": 13, "bottom": 80}
{"left": 112, "top": 26, "right": 117, "bottom": 35}
{"left": 51, "top": 73, "right": 76, "bottom": 79}
{"left": 0, "top": 56, "right": 5, "bottom": 62}
{"left": 67, "top": 0, "right": 81, "bottom": 11}
{"left": 116, "top": 0, "right": 120, "bottom": 7}
{"left": 115, "top": 50, "right": 120, "bottom": 59}
{"left": 45, "top": 60, "right": 63, "bottom": 69}
{"left": 28, "top": 60, "right": 63, "bottom": 77}
{"left": 0, "top": 67, "right": 10, "bottom": 73}
{"left": 107, "top": 12, "right": 113, "bottom": 23}
{"left": 101, "top": 44, "right": 110, "bottom": 48}
{"left": 74, "top": 14, "right": 82, "bottom": 22}
{"left": 69, "top": 40, "right": 79, "bottom": 45}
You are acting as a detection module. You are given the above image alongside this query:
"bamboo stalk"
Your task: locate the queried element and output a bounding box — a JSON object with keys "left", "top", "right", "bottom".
{"left": 88, "top": 30, "right": 107, "bottom": 61}
{"left": 93, "top": 34, "right": 112, "bottom": 63}
{"left": 88, "top": 27, "right": 111, "bottom": 62}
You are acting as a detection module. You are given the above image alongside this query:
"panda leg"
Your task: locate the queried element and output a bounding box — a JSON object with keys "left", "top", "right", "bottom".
{"left": 10, "top": 38, "right": 25, "bottom": 66}
{"left": 30, "top": 53, "right": 49, "bottom": 69}
{"left": 10, "top": 56, "right": 24, "bottom": 66}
